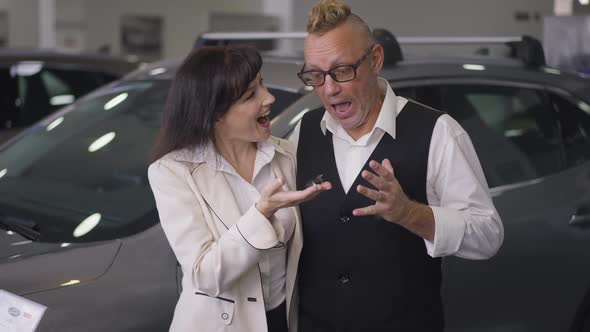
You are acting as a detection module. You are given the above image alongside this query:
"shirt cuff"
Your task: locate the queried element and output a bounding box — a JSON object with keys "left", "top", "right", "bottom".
{"left": 424, "top": 206, "right": 466, "bottom": 257}
{"left": 235, "top": 205, "right": 280, "bottom": 250}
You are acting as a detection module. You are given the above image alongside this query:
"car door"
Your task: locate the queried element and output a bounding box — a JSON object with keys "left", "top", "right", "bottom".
{"left": 403, "top": 81, "right": 590, "bottom": 332}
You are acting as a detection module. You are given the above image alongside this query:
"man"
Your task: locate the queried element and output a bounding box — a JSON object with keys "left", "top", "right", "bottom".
{"left": 289, "top": 0, "right": 504, "bottom": 331}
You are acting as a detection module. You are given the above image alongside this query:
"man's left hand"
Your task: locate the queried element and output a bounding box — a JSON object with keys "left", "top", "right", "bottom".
{"left": 353, "top": 158, "right": 416, "bottom": 225}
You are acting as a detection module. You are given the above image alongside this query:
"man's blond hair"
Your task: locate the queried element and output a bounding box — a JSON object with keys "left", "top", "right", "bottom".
{"left": 306, "top": 0, "right": 371, "bottom": 38}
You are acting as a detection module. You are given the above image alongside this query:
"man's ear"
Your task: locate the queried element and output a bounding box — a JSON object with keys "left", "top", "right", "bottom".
{"left": 371, "top": 44, "right": 385, "bottom": 74}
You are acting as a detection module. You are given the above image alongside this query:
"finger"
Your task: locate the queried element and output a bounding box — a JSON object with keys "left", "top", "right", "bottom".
{"left": 352, "top": 204, "right": 379, "bottom": 217}
{"left": 316, "top": 181, "right": 332, "bottom": 191}
{"left": 261, "top": 176, "right": 285, "bottom": 197}
{"left": 275, "top": 181, "right": 331, "bottom": 204}
{"left": 382, "top": 158, "right": 394, "bottom": 176}
{"left": 356, "top": 184, "right": 382, "bottom": 202}
{"left": 301, "top": 181, "right": 331, "bottom": 197}
{"left": 369, "top": 160, "right": 394, "bottom": 181}
{"left": 361, "top": 170, "right": 389, "bottom": 191}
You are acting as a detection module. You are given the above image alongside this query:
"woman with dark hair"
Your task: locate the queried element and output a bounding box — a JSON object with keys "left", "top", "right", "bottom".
{"left": 148, "top": 45, "right": 330, "bottom": 332}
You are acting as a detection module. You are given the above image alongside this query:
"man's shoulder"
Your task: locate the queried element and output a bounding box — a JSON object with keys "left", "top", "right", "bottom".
{"left": 403, "top": 98, "right": 445, "bottom": 117}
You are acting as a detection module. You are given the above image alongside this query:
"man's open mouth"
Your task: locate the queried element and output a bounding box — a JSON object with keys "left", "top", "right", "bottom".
{"left": 332, "top": 102, "right": 352, "bottom": 113}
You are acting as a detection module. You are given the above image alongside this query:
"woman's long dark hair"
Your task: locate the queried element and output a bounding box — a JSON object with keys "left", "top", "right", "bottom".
{"left": 151, "top": 45, "right": 262, "bottom": 162}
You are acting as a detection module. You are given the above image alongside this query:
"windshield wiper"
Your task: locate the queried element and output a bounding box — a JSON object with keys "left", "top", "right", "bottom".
{"left": 0, "top": 215, "right": 40, "bottom": 241}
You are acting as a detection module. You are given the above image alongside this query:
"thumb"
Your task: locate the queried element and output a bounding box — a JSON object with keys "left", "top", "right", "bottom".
{"left": 261, "top": 176, "right": 285, "bottom": 197}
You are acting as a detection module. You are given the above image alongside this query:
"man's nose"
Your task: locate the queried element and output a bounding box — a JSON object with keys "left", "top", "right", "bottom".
{"left": 321, "top": 74, "right": 341, "bottom": 96}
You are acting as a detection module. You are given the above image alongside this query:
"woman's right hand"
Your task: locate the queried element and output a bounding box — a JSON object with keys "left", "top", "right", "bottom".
{"left": 255, "top": 176, "right": 332, "bottom": 219}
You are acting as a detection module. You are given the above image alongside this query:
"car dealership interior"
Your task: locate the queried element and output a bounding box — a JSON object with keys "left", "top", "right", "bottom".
{"left": 1, "top": 1, "right": 590, "bottom": 332}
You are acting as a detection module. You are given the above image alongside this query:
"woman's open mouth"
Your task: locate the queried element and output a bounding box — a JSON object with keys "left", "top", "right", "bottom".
{"left": 257, "top": 111, "right": 271, "bottom": 127}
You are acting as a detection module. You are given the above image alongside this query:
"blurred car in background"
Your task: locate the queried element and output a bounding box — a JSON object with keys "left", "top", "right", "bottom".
{"left": 0, "top": 32, "right": 589, "bottom": 332}
{"left": 0, "top": 50, "right": 139, "bottom": 142}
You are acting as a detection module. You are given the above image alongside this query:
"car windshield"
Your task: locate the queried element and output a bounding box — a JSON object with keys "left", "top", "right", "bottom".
{"left": 0, "top": 80, "right": 168, "bottom": 243}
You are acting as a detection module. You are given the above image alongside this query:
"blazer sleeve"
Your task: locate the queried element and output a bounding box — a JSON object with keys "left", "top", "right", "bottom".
{"left": 148, "top": 159, "right": 278, "bottom": 297}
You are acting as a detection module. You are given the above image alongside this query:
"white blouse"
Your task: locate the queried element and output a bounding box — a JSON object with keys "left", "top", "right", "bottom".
{"left": 194, "top": 140, "right": 295, "bottom": 311}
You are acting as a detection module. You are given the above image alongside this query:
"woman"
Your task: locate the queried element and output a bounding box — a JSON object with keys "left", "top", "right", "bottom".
{"left": 148, "top": 45, "right": 331, "bottom": 332}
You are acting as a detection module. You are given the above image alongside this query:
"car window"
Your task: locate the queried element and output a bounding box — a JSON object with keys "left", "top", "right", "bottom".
{"left": 0, "top": 80, "right": 168, "bottom": 243}
{"left": 267, "top": 88, "right": 301, "bottom": 120}
{"left": 0, "top": 78, "right": 302, "bottom": 243}
{"left": 394, "top": 86, "right": 444, "bottom": 111}
{"left": 14, "top": 67, "right": 118, "bottom": 128}
{"left": 550, "top": 92, "right": 590, "bottom": 167}
{"left": 442, "top": 85, "right": 563, "bottom": 188}
{"left": 393, "top": 87, "right": 415, "bottom": 100}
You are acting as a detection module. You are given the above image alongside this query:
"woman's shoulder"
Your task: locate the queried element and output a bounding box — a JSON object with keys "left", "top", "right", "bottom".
{"left": 268, "top": 136, "right": 296, "bottom": 159}
{"left": 148, "top": 148, "right": 204, "bottom": 178}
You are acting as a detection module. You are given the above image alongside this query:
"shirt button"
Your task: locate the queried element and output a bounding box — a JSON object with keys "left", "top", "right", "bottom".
{"left": 221, "top": 313, "right": 229, "bottom": 320}
{"left": 338, "top": 274, "right": 351, "bottom": 285}
{"left": 339, "top": 216, "right": 350, "bottom": 223}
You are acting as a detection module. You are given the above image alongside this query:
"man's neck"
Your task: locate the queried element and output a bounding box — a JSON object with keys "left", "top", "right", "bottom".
{"left": 345, "top": 92, "right": 385, "bottom": 141}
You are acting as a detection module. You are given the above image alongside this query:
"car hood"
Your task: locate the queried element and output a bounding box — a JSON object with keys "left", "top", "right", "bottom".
{"left": 0, "top": 231, "right": 121, "bottom": 295}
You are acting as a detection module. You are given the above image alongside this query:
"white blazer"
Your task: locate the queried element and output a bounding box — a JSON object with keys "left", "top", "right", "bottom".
{"left": 148, "top": 137, "right": 301, "bottom": 332}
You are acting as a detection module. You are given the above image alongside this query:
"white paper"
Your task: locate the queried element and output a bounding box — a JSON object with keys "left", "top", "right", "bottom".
{"left": 0, "top": 290, "right": 46, "bottom": 332}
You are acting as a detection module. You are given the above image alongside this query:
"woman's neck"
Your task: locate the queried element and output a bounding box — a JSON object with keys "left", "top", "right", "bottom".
{"left": 215, "top": 138, "right": 257, "bottom": 183}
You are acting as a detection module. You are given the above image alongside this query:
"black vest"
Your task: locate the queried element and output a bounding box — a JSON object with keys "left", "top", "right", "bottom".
{"left": 296, "top": 101, "right": 444, "bottom": 332}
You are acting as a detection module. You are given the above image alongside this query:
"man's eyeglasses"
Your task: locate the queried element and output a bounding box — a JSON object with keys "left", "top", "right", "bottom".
{"left": 297, "top": 45, "right": 374, "bottom": 87}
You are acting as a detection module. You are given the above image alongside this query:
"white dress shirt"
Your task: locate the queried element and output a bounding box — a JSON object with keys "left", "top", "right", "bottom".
{"left": 290, "top": 78, "right": 504, "bottom": 259}
{"left": 193, "top": 140, "right": 295, "bottom": 310}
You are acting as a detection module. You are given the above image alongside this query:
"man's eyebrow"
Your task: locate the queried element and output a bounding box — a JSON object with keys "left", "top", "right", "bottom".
{"left": 303, "top": 60, "right": 352, "bottom": 71}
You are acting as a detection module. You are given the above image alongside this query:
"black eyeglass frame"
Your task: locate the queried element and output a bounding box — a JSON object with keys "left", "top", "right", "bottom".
{"left": 297, "top": 45, "right": 375, "bottom": 87}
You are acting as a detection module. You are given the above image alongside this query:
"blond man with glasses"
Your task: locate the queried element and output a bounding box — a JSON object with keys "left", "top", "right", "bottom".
{"left": 289, "top": 1, "right": 504, "bottom": 331}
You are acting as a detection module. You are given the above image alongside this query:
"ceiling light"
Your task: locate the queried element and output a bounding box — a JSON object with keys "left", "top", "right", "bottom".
{"left": 88, "top": 132, "right": 116, "bottom": 152}
{"left": 50, "top": 94, "right": 75, "bottom": 106}
{"left": 10, "top": 61, "right": 43, "bottom": 77}
{"left": 60, "top": 280, "right": 80, "bottom": 287}
{"left": 462, "top": 64, "right": 486, "bottom": 71}
{"left": 46, "top": 117, "right": 64, "bottom": 131}
{"left": 104, "top": 93, "right": 128, "bottom": 110}
{"left": 149, "top": 67, "right": 166, "bottom": 75}
{"left": 578, "top": 101, "right": 590, "bottom": 114}
{"left": 543, "top": 67, "right": 561, "bottom": 75}
{"left": 73, "top": 213, "right": 101, "bottom": 238}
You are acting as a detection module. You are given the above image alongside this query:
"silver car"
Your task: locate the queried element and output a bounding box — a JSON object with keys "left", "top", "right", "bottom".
{"left": 1, "top": 38, "right": 590, "bottom": 331}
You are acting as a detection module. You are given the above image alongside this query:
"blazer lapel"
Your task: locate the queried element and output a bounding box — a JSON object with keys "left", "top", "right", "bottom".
{"left": 191, "top": 163, "right": 243, "bottom": 230}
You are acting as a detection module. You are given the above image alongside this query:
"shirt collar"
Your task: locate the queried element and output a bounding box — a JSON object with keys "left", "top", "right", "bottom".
{"left": 191, "top": 139, "right": 276, "bottom": 173}
{"left": 319, "top": 77, "right": 407, "bottom": 140}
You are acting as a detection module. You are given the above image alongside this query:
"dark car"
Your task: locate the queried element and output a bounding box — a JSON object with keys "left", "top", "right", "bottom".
{"left": 0, "top": 55, "right": 308, "bottom": 332}
{"left": 0, "top": 33, "right": 589, "bottom": 332}
{"left": 0, "top": 50, "right": 139, "bottom": 142}
{"left": 271, "top": 34, "right": 590, "bottom": 332}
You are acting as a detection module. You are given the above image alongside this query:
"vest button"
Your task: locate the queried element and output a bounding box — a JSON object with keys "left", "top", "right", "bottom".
{"left": 339, "top": 216, "right": 350, "bottom": 223}
{"left": 338, "top": 274, "right": 351, "bottom": 285}
{"left": 221, "top": 313, "right": 229, "bottom": 320}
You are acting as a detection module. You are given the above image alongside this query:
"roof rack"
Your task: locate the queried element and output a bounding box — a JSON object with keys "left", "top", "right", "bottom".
{"left": 196, "top": 30, "right": 546, "bottom": 67}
